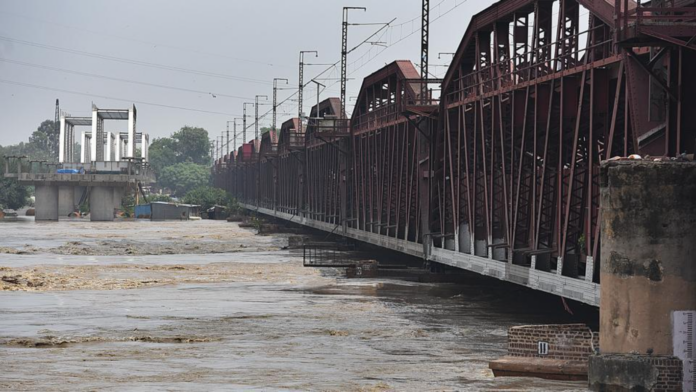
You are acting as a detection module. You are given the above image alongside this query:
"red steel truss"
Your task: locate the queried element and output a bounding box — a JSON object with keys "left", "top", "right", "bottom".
{"left": 276, "top": 118, "right": 304, "bottom": 215}
{"left": 349, "top": 61, "right": 434, "bottom": 243}
{"left": 304, "top": 98, "right": 348, "bottom": 226}
{"left": 257, "top": 131, "right": 278, "bottom": 210}
{"left": 437, "top": 0, "right": 696, "bottom": 283}
{"left": 212, "top": 0, "right": 696, "bottom": 300}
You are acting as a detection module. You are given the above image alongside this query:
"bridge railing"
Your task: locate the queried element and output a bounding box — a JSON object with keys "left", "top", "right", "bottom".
{"left": 4, "top": 156, "right": 153, "bottom": 181}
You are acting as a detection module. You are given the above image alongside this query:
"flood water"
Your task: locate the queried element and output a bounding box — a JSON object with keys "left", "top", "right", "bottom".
{"left": 0, "top": 218, "right": 591, "bottom": 391}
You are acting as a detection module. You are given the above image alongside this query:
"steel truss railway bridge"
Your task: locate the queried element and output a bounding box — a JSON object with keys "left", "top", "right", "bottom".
{"left": 213, "top": 0, "right": 696, "bottom": 307}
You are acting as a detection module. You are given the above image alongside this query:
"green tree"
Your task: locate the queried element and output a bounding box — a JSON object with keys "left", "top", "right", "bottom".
{"left": 28, "top": 120, "right": 58, "bottom": 160}
{"left": 0, "top": 150, "right": 30, "bottom": 210}
{"left": 0, "top": 120, "right": 58, "bottom": 162}
{"left": 149, "top": 137, "right": 178, "bottom": 175}
{"left": 182, "top": 186, "right": 231, "bottom": 211}
{"left": 158, "top": 162, "right": 210, "bottom": 196}
{"left": 0, "top": 118, "right": 63, "bottom": 210}
{"left": 172, "top": 126, "right": 211, "bottom": 164}
{"left": 0, "top": 178, "right": 30, "bottom": 210}
{"left": 145, "top": 194, "right": 173, "bottom": 204}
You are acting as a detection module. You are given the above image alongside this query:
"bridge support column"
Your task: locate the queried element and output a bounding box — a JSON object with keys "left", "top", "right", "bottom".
{"left": 58, "top": 186, "right": 75, "bottom": 217}
{"left": 112, "top": 187, "right": 124, "bottom": 210}
{"left": 35, "top": 184, "right": 59, "bottom": 221}
{"left": 458, "top": 223, "right": 471, "bottom": 254}
{"left": 90, "top": 186, "right": 116, "bottom": 221}
{"left": 589, "top": 161, "right": 696, "bottom": 392}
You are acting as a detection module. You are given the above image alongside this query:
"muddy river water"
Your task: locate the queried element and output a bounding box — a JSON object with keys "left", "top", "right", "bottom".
{"left": 0, "top": 218, "right": 589, "bottom": 391}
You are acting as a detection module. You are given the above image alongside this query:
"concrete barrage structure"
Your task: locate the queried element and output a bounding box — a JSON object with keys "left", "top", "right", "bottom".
{"left": 59, "top": 104, "right": 149, "bottom": 164}
{"left": 6, "top": 102, "right": 154, "bottom": 221}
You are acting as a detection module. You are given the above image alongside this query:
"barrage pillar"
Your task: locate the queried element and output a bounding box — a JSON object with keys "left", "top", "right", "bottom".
{"left": 89, "top": 186, "right": 115, "bottom": 222}
{"left": 35, "top": 184, "right": 59, "bottom": 221}
{"left": 589, "top": 161, "right": 696, "bottom": 392}
{"left": 58, "top": 186, "right": 76, "bottom": 217}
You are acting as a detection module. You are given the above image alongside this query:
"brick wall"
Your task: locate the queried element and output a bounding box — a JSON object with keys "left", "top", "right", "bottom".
{"left": 508, "top": 324, "right": 599, "bottom": 361}
{"left": 588, "top": 354, "right": 684, "bottom": 392}
{"left": 651, "top": 357, "right": 684, "bottom": 392}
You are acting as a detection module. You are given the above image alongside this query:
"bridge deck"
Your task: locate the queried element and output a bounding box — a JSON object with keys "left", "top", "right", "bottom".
{"left": 242, "top": 203, "right": 600, "bottom": 307}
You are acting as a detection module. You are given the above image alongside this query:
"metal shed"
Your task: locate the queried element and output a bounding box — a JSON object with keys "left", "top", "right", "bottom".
{"left": 148, "top": 202, "right": 200, "bottom": 221}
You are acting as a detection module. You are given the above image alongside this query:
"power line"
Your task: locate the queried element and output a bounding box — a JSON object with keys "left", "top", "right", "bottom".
{"left": 0, "top": 58, "right": 254, "bottom": 101}
{"left": 1, "top": 10, "right": 290, "bottom": 69}
{"left": 0, "top": 79, "right": 241, "bottom": 117}
{"left": 0, "top": 35, "right": 273, "bottom": 85}
{"left": 292, "top": 0, "right": 469, "bottom": 119}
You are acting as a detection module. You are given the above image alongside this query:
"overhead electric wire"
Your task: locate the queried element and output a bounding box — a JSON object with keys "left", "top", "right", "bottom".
{"left": 283, "top": 0, "right": 470, "bottom": 121}
{"left": 0, "top": 35, "right": 272, "bottom": 85}
{"left": 6, "top": 0, "right": 469, "bottom": 151}
{"left": 1, "top": 10, "right": 290, "bottom": 69}
{"left": 232, "top": 18, "right": 396, "bottom": 143}
{"left": 0, "top": 58, "right": 254, "bottom": 100}
{"left": 0, "top": 79, "right": 241, "bottom": 117}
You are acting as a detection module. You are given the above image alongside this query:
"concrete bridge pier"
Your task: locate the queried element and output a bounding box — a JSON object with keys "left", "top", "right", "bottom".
{"left": 35, "top": 184, "right": 59, "bottom": 221}
{"left": 112, "top": 187, "right": 124, "bottom": 211}
{"left": 89, "top": 186, "right": 123, "bottom": 221}
{"left": 58, "top": 186, "right": 76, "bottom": 217}
{"left": 589, "top": 161, "right": 696, "bottom": 392}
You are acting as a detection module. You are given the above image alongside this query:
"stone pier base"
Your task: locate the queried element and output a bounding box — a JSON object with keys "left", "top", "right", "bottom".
{"left": 588, "top": 354, "right": 684, "bottom": 392}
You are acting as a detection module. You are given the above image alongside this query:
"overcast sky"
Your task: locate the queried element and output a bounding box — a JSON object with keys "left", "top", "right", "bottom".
{"left": 0, "top": 0, "right": 495, "bottom": 147}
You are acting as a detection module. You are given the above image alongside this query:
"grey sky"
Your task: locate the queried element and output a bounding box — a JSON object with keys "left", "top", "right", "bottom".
{"left": 0, "top": 0, "right": 495, "bottom": 147}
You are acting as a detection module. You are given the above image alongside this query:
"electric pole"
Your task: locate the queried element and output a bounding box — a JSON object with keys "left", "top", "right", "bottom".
{"left": 220, "top": 131, "right": 225, "bottom": 159}
{"left": 243, "top": 102, "right": 254, "bottom": 144}
{"left": 255, "top": 95, "right": 268, "bottom": 140}
{"left": 341, "top": 7, "right": 366, "bottom": 119}
{"left": 233, "top": 118, "right": 242, "bottom": 152}
{"left": 273, "top": 78, "right": 288, "bottom": 132}
{"left": 226, "top": 121, "right": 233, "bottom": 157}
{"left": 310, "top": 80, "right": 325, "bottom": 120}
{"left": 298, "top": 50, "right": 318, "bottom": 134}
{"left": 54, "top": 99, "right": 60, "bottom": 160}
{"left": 209, "top": 142, "right": 215, "bottom": 165}
{"left": 421, "top": 0, "right": 429, "bottom": 101}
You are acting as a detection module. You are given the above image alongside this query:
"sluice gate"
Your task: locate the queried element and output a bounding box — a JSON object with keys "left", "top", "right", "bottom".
{"left": 213, "top": 0, "right": 696, "bottom": 307}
